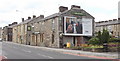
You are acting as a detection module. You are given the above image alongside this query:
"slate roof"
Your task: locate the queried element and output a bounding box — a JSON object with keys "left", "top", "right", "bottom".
{"left": 96, "top": 20, "right": 120, "bottom": 27}
{"left": 12, "top": 8, "right": 95, "bottom": 27}
{"left": 36, "top": 8, "right": 94, "bottom": 22}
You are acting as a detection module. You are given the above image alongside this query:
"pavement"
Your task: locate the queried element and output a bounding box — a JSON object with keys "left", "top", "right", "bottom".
{"left": 2, "top": 41, "right": 119, "bottom": 59}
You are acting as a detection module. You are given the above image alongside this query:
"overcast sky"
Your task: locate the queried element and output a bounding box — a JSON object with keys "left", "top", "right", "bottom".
{"left": 0, "top": 0, "right": 119, "bottom": 27}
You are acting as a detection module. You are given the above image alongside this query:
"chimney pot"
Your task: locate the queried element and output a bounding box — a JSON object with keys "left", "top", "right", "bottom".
{"left": 12, "top": 22, "right": 17, "bottom": 25}
{"left": 71, "top": 5, "right": 80, "bottom": 9}
{"left": 105, "top": 21, "right": 108, "bottom": 22}
{"left": 113, "top": 19, "right": 117, "bottom": 21}
{"left": 109, "top": 20, "right": 112, "bottom": 21}
{"left": 8, "top": 24, "right": 12, "bottom": 26}
{"left": 33, "top": 15, "right": 36, "bottom": 18}
{"left": 13, "top": 22, "right": 17, "bottom": 24}
{"left": 22, "top": 18, "right": 24, "bottom": 22}
{"left": 59, "top": 6, "right": 68, "bottom": 12}
{"left": 40, "top": 15, "right": 44, "bottom": 18}
{"left": 28, "top": 17, "right": 31, "bottom": 20}
{"left": 118, "top": 18, "right": 120, "bottom": 20}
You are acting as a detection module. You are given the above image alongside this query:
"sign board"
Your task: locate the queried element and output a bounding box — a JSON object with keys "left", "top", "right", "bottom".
{"left": 71, "top": 12, "right": 86, "bottom": 16}
{"left": 64, "top": 16, "right": 93, "bottom": 36}
{"left": 27, "top": 26, "right": 31, "bottom": 31}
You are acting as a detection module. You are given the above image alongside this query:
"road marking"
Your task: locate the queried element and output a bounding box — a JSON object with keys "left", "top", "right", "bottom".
{"left": 22, "top": 49, "right": 31, "bottom": 53}
{"left": 1, "top": 56, "right": 7, "bottom": 59}
{"left": 38, "top": 54, "right": 53, "bottom": 59}
{"left": 63, "top": 52, "right": 114, "bottom": 59}
{"left": 3, "top": 56, "right": 7, "bottom": 59}
{"left": 13, "top": 47, "right": 17, "bottom": 49}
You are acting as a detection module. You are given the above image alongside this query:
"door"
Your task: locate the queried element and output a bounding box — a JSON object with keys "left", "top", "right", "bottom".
{"left": 32, "top": 35, "right": 35, "bottom": 45}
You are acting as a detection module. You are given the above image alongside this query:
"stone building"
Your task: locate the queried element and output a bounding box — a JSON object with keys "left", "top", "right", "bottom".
{"left": 27, "top": 5, "right": 95, "bottom": 48}
{"left": 26, "top": 15, "right": 44, "bottom": 46}
{"left": 0, "top": 27, "right": 2, "bottom": 40}
{"left": 12, "top": 17, "right": 32, "bottom": 44}
{"left": 95, "top": 19, "right": 120, "bottom": 38}
{"left": 2, "top": 26, "right": 8, "bottom": 41}
{"left": 2, "top": 22, "right": 17, "bottom": 41}
{"left": 12, "top": 5, "right": 95, "bottom": 48}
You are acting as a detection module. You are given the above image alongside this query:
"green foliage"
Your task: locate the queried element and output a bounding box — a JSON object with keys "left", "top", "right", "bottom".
{"left": 101, "top": 29, "right": 110, "bottom": 44}
{"left": 69, "top": 46, "right": 81, "bottom": 49}
{"left": 84, "top": 45, "right": 103, "bottom": 48}
{"left": 88, "top": 37, "right": 100, "bottom": 45}
{"left": 97, "top": 31, "right": 102, "bottom": 45}
{"left": 109, "top": 38, "right": 120, "bottom": 42}
{"left": 89, "top": 29, "right": 110, "bottom": 45}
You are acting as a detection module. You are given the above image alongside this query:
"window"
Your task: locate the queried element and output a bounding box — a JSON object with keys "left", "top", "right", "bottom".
{"left": 37, "top": 22, "right": 39, "bottom": 24}
{"left": 52, "top": 19, "right": 55, "bottom": 31}
{"left": 52, "top": 34, "right": 54, "bottom": 44}
{"left": 114, "top": 32, "right": 116, "bottom": 35}
{"left": 41, "top": 33, "right": 44, "bottom": 42}
{"left": 118, "top": 32, "right": 120, "bottom": 36}
{"left": 27, "top": 26, "right": 31, "bottom": 31}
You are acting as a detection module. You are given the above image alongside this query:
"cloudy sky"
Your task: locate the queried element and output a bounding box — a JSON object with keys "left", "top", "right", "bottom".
{"left": 0, "top": 0, "right": 119, "bottom": 27}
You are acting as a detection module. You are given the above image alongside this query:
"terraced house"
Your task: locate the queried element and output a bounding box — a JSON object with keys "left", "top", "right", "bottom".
{"left": 12, "top": 17, "right": 31, "bottom": 44}
{"left": 95, "top": 19, "right": 120, "bottom": 38}
{"left": 2, "top": 22, "right": 17, "bottom": 41}
{"left": 0, "top": 27, "right": 2, "bottom": 40}
{"left": 13, "top": 5, "right": 95, "bottom": 48}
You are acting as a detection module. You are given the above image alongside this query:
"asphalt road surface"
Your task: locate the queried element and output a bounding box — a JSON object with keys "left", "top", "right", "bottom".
{"left": 2, "top": 42, "right": 95, "bottom": 59}
{"left": 1, "top": 41, "right": 117, "bottom": 61}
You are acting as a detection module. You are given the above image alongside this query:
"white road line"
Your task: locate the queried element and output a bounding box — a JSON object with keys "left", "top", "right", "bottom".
{"left": 47, "top": 56, "right": 54, "bottom": 59}
{"left": 3, "top": 56, "right": 7, "bottom": 59}
{"left": 38, "top": 54, "right": 54, "bottom": 59}
{"left": 22, "top": 49, "right": 31, "bottom": 53}
{"left": 13, "top": 47, "right": 17, "bottom": 49}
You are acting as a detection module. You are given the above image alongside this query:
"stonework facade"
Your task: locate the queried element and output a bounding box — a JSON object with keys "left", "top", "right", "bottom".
{"left": 0, "top": 27, "right": 2, "bottom": 40}
{"left": 95, "top": 19, "right": 120, "bottom": 38}
{"left": 2, "top": 22, "right": 17, "bottom": 41}
{"left": 12, "top": 5, "right": 95, "bottom": 48}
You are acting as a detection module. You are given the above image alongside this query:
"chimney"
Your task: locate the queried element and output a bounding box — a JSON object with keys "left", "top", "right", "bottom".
{"left": 118, "top": 18, "right": 120, "bottom": 20}
{"left": 40, "top": 15, "right": 44, "bottom": 19}
{"left": 5, "top": 26, "right": 8, "bottom": 28}
{"left": 109, "top": 20, "right": 112, "bottom": 21}
{"left": 113, "top": 19, "right": 117, "bottom": 21}
{"left": 28, "top": 16, "right": 31, "bottom": 20}
{"left": 105, "top": 21, "right": 108, "bottom": 22}
{"left": 101, "top": 21, "right": 105, "bottom": 23}
{"left": 22, "top": 18, "right": 24, "bottom": 22}
{"left": 13, "top": 22, "right": 17, "bottom": 24}
{"left": 59, "top": 6, "right": 68, "bottom": 12}
{"left": 71, "top": 5, "right": 80, "bottom": 9}
{"left": 33, "top": 15, "right": 36, "bottom": 18}
{"left": 12, "top": 22, "right": 17, "bottom": 25}
{"left": 8, "top": 24, "right": 12, "bottom": 26}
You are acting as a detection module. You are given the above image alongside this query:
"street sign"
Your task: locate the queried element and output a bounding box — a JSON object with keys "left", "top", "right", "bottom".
{"left": 27, "top": 26, "right": 31, "bottom": 31}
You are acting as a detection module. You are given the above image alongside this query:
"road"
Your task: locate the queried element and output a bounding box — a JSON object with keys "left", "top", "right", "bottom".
{"left": 1, "top": 41, "right": 117, "bottom": 61}
{"left": 2, "top": 42, "right": 96, "bottom": 59}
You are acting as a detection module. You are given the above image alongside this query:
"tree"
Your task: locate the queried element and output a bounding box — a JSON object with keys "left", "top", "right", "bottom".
{"left": 88, "top": 37, "right": 100, "bottom": 45}
{"left": 100, "top": 29, "right": 110, "bottom": 52}
{"left": 97, "top": 31, "right": 102, "bottom": 45}
{"left": 101, "top": 29, "right": 110, "bottom": 44}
